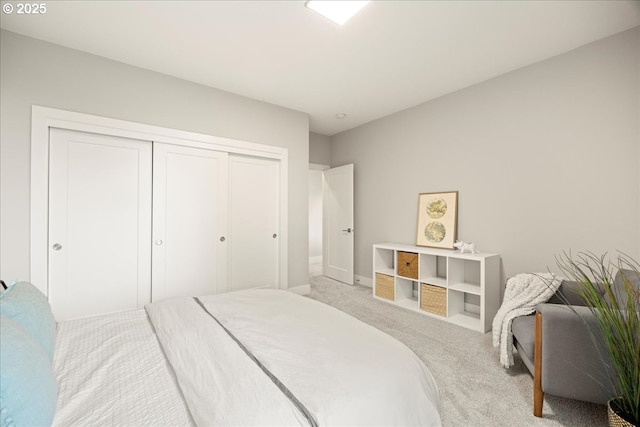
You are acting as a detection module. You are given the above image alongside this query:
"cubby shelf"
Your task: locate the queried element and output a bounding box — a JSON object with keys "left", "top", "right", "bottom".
{"left": 373, "top": 243, "right": 501, "bottom": 333}
{"left": 449, "top": 282, "right": 481, "bottom": 295}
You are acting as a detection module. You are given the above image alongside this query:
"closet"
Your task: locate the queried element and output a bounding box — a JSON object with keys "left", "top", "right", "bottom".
{"left": 47, "top": 127, "right": 283, "bottom": 321}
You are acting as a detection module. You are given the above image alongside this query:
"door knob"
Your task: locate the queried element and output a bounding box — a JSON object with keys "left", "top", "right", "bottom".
{"left": 220, "top": 236, "right": 226, "bottom": 242}
{"left": 342, "top": 228, "right": 353, "bottom": 233}
{"left": 273, "top": 234, "right": 277, "bottom": 238}
{"left": 52, "top": 243, "right": 62, "bottom": 251}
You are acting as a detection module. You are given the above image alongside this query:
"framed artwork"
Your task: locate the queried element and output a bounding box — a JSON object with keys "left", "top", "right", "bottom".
{"left": 416, "top": 191, "right": 458, "bottom": 249}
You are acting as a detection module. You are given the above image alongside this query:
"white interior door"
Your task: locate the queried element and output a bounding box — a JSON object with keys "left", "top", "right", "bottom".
{"left": 152, "top": 143, "right": 228, "bottom": 300}
{"left": 228, "top": 155, "right": 280, "bottom": 290}
{"left": 323, "top": 164, "right": 354, "bottom": 285}
{"left": 48, "top": 129, "right": 152, "bottom": 320}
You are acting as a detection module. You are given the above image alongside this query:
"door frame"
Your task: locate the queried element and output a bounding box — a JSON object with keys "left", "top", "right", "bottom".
{"left": 30, "top": 105, "right": 288, "bottom": 296}
{"left": 308, "top": 163, "right": 329, "bottom": 270}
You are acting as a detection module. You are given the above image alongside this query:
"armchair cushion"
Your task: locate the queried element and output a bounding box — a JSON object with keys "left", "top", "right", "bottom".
{"left": 511, "top": 315, "right": 535, "bottom": 365}
{"left": 547, "top": 280, "right": 600, "bottom": 306}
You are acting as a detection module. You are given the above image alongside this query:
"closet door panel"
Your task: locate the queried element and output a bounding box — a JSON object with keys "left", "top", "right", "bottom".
{"left": 48, "top": 129, "right": 152, "bottom": 321}
{"left": 228, "top": 155, "right": 279, "bottom": 291}
{"left": 152, "top": 143, "right": 228, "bottom": 300}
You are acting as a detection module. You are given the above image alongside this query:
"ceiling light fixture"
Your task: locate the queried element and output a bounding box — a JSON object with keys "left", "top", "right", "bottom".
{"left": 305, "top": 1, "right": 370, "bottom": 26}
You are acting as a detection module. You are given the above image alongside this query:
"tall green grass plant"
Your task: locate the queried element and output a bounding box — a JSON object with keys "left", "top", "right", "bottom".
{"left": 555, "top": 252, "right": 639, "bottom": 425}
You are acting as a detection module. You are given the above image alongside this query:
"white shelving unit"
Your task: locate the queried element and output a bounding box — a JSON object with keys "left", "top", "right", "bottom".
{"left": 373, "top": 243, "right": 501, "bottom": 333}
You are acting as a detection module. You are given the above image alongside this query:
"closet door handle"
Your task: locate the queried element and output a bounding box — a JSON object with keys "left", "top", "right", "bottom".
{"left": 220, "top": 236, "right": 226, "bottom": 242}
{"left": 273, "top": 234, "right": 277, "bottom": 238}
{"left": 52, "top": 243, "right": 62, "bottom": 251}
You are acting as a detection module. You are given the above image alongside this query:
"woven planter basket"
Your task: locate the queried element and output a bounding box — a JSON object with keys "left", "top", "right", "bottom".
{"left": 608, "top": 399, "right": 635, "bottom": 427}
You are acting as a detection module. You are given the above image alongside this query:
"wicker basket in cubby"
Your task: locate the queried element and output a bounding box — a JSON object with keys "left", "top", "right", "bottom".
{"left": 375, "top": 273, "right": 395, "bottom": 301}
{"left": 397, "top": 251, "right": 418, "bottom": 279}
{"left": 420, "top": 283, "right": 447, "bottom": 316}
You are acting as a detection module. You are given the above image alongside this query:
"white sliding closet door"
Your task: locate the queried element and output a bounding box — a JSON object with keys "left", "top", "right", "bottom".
{"left": 152, "top": 143, "right": 228, "bottom": 300}
{"left": 228, "top": 155, "right": 280, "bottom": 290}
{"left": 48, "top": 129, "right": 152, "bottom": 321}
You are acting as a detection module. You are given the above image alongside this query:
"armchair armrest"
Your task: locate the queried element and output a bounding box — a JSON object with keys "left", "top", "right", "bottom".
{"left": 536, "top": 303, "right": 614, "bottom": 405}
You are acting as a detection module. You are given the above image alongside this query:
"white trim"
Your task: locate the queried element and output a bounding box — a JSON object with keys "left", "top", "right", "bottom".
{"left": 33, "top": 106, "right": 287, "bottom": 156}
{"left": 31, "top": 105, "right": 288, "bottom": 296}
{"left": 309, "top": 163, "right": 330, "bottom": 171}
{"left": 354, "top": 274, "right": 372, "bottom": 288}
{"left": 279, "top": 154, "right": 289, "bottom": 292}
{"left": 288, "top": 284, "right": 311, "bottom": 296}
{"left": 309, "top": 255, "right": 322, "bottom": 264}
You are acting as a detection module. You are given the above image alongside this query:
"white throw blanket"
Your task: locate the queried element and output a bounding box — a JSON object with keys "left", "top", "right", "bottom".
{"left": 492, "top": 273, "right": 562, "bottom": 368}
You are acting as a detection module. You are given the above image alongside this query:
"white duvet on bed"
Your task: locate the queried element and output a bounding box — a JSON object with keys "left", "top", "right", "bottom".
{"left": 146, "top": 289, "right": 441, "bottom": 426}
{"left": 52, "top": 309, "right": 194, "bottom": 427}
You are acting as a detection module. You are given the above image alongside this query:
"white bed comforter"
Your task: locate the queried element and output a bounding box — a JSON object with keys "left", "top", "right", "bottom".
{"left": 146, "top": 289, "right": 441, "bottom": 426}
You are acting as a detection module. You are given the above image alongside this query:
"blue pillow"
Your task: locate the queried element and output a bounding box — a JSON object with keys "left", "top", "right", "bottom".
{"left": 0, "top": 282, "right": 57, "bottom": 360}
{"left": 0, "top": 315, "right": 58, "bottom": 427}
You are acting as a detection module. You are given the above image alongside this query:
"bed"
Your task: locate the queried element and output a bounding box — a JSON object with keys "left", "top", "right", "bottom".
{"left": 1, "top": 282, "right": 441, "bottom": 426}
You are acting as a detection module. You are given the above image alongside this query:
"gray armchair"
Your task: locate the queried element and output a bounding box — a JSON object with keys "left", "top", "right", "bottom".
{"left": 511, "top": 274, "right": 633, "bottom": 417}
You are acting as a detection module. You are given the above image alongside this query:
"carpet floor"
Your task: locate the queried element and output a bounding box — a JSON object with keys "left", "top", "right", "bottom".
{"left": 307, "top": 273, "right": 607, "bottom": 427}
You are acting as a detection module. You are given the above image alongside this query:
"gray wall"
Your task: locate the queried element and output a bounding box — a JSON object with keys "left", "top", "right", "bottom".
{"left": 308, "top": 132, "right": 330, "bottom": 259}
{"left": 0, "top": 30, "right": 310, "bottom": 288}
{"left": 309, "top": 132, "right": 331, "bottom": 165}
{"left": 331, "top": 28, "right": 640, "bottom": 281}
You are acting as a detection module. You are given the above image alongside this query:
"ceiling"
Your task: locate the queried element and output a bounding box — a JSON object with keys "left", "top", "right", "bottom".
{"left": 1, "top": 1, "right": 638, "bottom": 136}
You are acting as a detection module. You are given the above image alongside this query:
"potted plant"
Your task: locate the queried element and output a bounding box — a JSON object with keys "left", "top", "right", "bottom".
{"left": 555, "top": 251, "right": 639, "bottom": 427}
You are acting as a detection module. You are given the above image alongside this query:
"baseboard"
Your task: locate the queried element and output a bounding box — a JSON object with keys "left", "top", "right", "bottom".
{"left": 354, "top": 274, "right": 372, "bottom": 288}
{"left": 288, "top": 284, "right": 311, "bottom": 295}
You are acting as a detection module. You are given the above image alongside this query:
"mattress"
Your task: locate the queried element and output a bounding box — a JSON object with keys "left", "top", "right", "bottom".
{"left": 52, "top": 308, "right": 194, "bottom": 426}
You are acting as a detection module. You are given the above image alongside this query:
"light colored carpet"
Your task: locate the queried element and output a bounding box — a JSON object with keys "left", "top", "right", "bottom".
{"left": 307, "top": 274, "right": 607, "bottom": 427}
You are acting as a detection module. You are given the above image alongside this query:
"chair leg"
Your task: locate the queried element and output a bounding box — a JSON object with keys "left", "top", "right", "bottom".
{"left": 533, "top": 312, "right": 544, "bottom": 417}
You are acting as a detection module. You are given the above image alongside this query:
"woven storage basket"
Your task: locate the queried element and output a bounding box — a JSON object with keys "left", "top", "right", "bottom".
{"left": 375, "top": 273, "right": 395, "bottom": 301}
{"left": 420, "top": 283, "right": 447, "bottom": 317}
{"left": 397, "top": 251, "right": 418, "bottom": 279}
{"left": 607, "top": 400, "right": 634, "bottom": 427}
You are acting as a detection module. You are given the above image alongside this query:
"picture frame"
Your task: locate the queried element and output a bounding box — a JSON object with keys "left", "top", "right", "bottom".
{"left": 416, "top": 191, "right": 458, "bottom": 249}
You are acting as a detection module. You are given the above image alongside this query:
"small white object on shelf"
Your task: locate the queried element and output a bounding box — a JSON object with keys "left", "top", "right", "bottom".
{"left": 454, "top": 240, "right": 477, "bottom": 254}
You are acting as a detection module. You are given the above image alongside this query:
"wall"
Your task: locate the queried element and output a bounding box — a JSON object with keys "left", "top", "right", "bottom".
{"left": 308, "top": 132, "right": 330, "bottom": 260}
{"left": 309, "top": 132, "right": 331, "bottom": 166}
{"left": 0, "top": 30, "right": 310, "bottom": 287}
{"left": 331, "top": 28, "right": 640, "bottom": 282}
